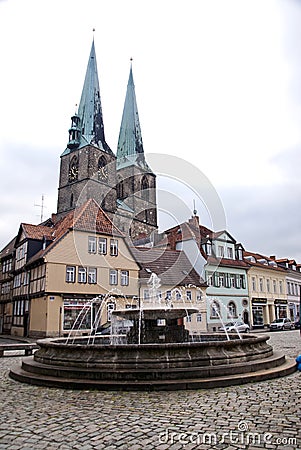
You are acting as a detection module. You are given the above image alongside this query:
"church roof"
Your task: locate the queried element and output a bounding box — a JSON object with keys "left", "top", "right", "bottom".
{"left": 62, "top": 40, "right": 113, "bottom": 156}
{"left": 116, "top": 64, "right": 152, "bottom": 172}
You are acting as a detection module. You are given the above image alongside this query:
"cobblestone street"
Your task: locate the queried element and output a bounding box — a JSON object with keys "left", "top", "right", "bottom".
{"left": 0, "top": 331, "right": 300, "bottom": 450}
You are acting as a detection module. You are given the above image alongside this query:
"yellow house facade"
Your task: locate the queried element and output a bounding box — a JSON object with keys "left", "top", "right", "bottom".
{"left": 11, "top": 200, "right": 140, "bottom": 338}
{"left": 244, "top": 252, "right": 287, "bottom": 328}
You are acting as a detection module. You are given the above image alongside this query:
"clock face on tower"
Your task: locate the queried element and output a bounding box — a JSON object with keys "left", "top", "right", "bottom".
{"left": 98, "top": 164, "right": 108, "bottom": 180}
{"left": 98, "top": 156, "right": 108, "bottom": 181}
{"left": 68, "top": 156, "right": 79, "bottom": 182}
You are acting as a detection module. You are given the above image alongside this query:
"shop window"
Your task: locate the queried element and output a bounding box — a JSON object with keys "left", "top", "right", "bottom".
{"left": 63, "top": 300, "right": 91, "bottom": 330}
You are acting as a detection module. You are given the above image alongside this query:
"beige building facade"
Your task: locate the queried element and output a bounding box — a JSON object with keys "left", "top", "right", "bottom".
{"left": 244, "top": 252, "right": 287, "bottom": 328}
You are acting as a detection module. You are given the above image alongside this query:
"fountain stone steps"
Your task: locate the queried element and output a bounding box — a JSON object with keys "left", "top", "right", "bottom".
{"left": 17, "top": 351, "right": 287, "bottom": 382}
{"left": 9, "top": 356, "right": 296, "bottom": 391}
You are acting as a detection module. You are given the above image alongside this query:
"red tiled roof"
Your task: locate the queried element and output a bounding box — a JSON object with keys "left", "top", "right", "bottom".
{"left": 207, "top": 256, "right": 249, "bottom": 268}
{"left": 52, "top": 199, "right": 123, "bottom": 239}
{"left": 243, "top": 251, "right": 286, "bottom": 272}
{"left": 26, "top": 199, "right": 124, "bottom": 265}
{"left": 21, "top": 224, "right": 54, "bottom": 241}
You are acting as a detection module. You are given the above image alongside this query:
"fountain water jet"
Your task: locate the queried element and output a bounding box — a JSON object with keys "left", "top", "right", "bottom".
{"left": 9, "top": 274, "right": 296, "bottom": 390}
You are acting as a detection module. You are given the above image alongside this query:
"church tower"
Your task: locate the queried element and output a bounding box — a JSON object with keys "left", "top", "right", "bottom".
{"left": 115, "top": 63, "right": 157, "bottom": 239}
{"left": 56, "top": 40, "right": 117, "bottom": 219}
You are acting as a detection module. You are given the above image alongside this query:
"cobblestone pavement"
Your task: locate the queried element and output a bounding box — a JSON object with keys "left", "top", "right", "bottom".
{"left": 0, "top": 331, "right": 300, "bottom": 450}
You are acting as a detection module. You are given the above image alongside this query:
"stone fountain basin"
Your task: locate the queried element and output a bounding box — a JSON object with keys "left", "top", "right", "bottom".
{"left": 32, "top": 334, "right": 273, "bottom": 372}
{"left": 9, "top": 333, "right": 296, "bottom": 388}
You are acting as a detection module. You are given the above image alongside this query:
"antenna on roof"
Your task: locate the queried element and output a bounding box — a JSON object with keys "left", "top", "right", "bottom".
{"left": 193, "top": 200, "right": 197, "bottom": 216}
{"left": 34, "top": 194, "right": 45, "bottom": 223}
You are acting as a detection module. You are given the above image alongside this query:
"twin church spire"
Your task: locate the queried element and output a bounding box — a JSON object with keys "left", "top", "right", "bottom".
{"left": 58, "top": 39, "right": 157, "bottom": 238}
{"left": 66, "top": 39, "right": 147, "bottom": 167}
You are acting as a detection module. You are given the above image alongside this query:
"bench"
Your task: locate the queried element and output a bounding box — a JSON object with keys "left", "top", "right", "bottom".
{"left": 0, "top": 343, "right": 39, "bottom": 357}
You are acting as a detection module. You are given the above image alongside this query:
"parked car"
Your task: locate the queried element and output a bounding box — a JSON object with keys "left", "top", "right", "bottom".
{"left": 268, "top": 318, "right": 294, "bottom": 331}
{"left": 294, "top": 319, "right": 301, "bottom": 330}
{"left": 218, "top": 321, "right": 250, "bottom": 333}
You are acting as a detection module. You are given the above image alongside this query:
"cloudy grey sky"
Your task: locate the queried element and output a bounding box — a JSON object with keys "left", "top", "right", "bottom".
{"left": 1, "top": 0, "right": 301, "bottom": 261}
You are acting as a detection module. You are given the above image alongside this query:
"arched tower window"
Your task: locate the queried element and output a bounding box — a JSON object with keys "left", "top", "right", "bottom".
{"left": 68, "top": 156, "right": 79, "bottom": 182}
{"left": 141, "top": 175, "right": 149, "bottom": 201}
{"left": 70, "top": 193, "right": 74, "bottom": 208}
{"left": 117, "top": 180, "right": 124, "bottom": 199}
{"left": 98, "top": 156, "right": 108, "bottom": 181}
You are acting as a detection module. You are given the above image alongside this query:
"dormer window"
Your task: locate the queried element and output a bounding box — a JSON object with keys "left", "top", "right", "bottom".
{"left": 218, "top": 245, "right": 224, "bottom": 258}
{"left": 227, "top": 247, "right": 233, "bottom": 259}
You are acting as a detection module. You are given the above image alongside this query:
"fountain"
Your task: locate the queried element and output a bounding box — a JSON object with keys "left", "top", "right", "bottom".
{"left": 9, "top": 274, "right": 296, "bottom": 390}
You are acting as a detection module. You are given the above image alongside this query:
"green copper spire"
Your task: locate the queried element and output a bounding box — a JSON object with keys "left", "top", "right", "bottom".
{"left": 64, "top": 40, "right": 113, "bottom": 155}
{"left": 116, "top": 63, "right": 150, "bottom": 170}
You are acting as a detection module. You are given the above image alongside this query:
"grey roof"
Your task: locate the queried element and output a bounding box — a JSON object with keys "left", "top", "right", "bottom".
{"left": 116, "top": 65, "right": 152, "bottom": 172}
{"left": 131, "top": 247, "right": 206, "bottom": 287}
{"left": 62, "top": 40, "right": 113, "bottom": 156}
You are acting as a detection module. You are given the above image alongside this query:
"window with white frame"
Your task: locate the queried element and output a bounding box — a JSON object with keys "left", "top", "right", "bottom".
{"left": 143, "top": 289, "right": 150, "bottom": 300}
{"left": 218, "top": 273, "right": 225, "bottom": 287}
{"left": 186, "top": 314, "right": 192, "bottom": 322}
{"left": 218, "top": 245, "right": 224, "bottom": 258}
{"left": 1, "top": 282, "right": 10, "bottom": 294}
{"left": 66, "top": 266, "right": 76, "bottom": 283}
{"left": 23, "top": 272, "right": 29, "bottom": 286}
{"left": 88, "top": 267, "right": 97, "bottom": 284}
{"left": 239, "top": 275, "right": 246, "bottom": 289}
{"left": 227, "top": 247, "right": 233, "bottom": 259}
{"left": 121, "top": 270, "right": 129, "bottom": 286}
{"left": 186, "top": 290, "right": 192, "bottom": 301}
{"left": 230, "top": 275, "right": 236, "bottom": 288}
{"left": 13, "top": 273, "right": 22, "bottom": 288}
{"left": 78, "top": 267, "right": 87, "bottom": 283}
{"left": 110, "top": 239, "right": 118, "bottom": 256}
{"left": 107, "top": 302, "right": 115, "bottom": 322}
{"left": 98, "top": 238, "right": 107, "bottom": 255}
{"left": 88, "top": 236, "right": 97, "bottom": 254}
{"left": 2, "top": 258, "right": 12, "bottom": 273}
{"left": 175, "top": 290, "right": 182, "bottom": 300}
{"left": 109, "top": 269, "right": 118, "bottom": 285}
{"left": 259, "top": 278, "right": 263, "bottom": 292}
{"left": 196, "top": 290, "right": 202, "bottom": 301}
{"left": 165, "top": 290, "right": 172, "bottom": 300}
{"left": 267, "top": 279, "right": 270, "bottom": 293}
{"left": 197, "top": 313, "right": 202, "bottom": 322}
{"left": 273, "top": 279, "right": 277, "bottom": 293}
{"left": 279, "top": 280, "right": 283, "bottom": 294}
{"left": 252, "top": 277, "right": 256, "bottom": 291}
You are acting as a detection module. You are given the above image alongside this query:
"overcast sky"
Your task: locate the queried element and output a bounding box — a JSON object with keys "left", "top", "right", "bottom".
{"left": 1, "top": 0, "right": 301, "bottom": 261}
